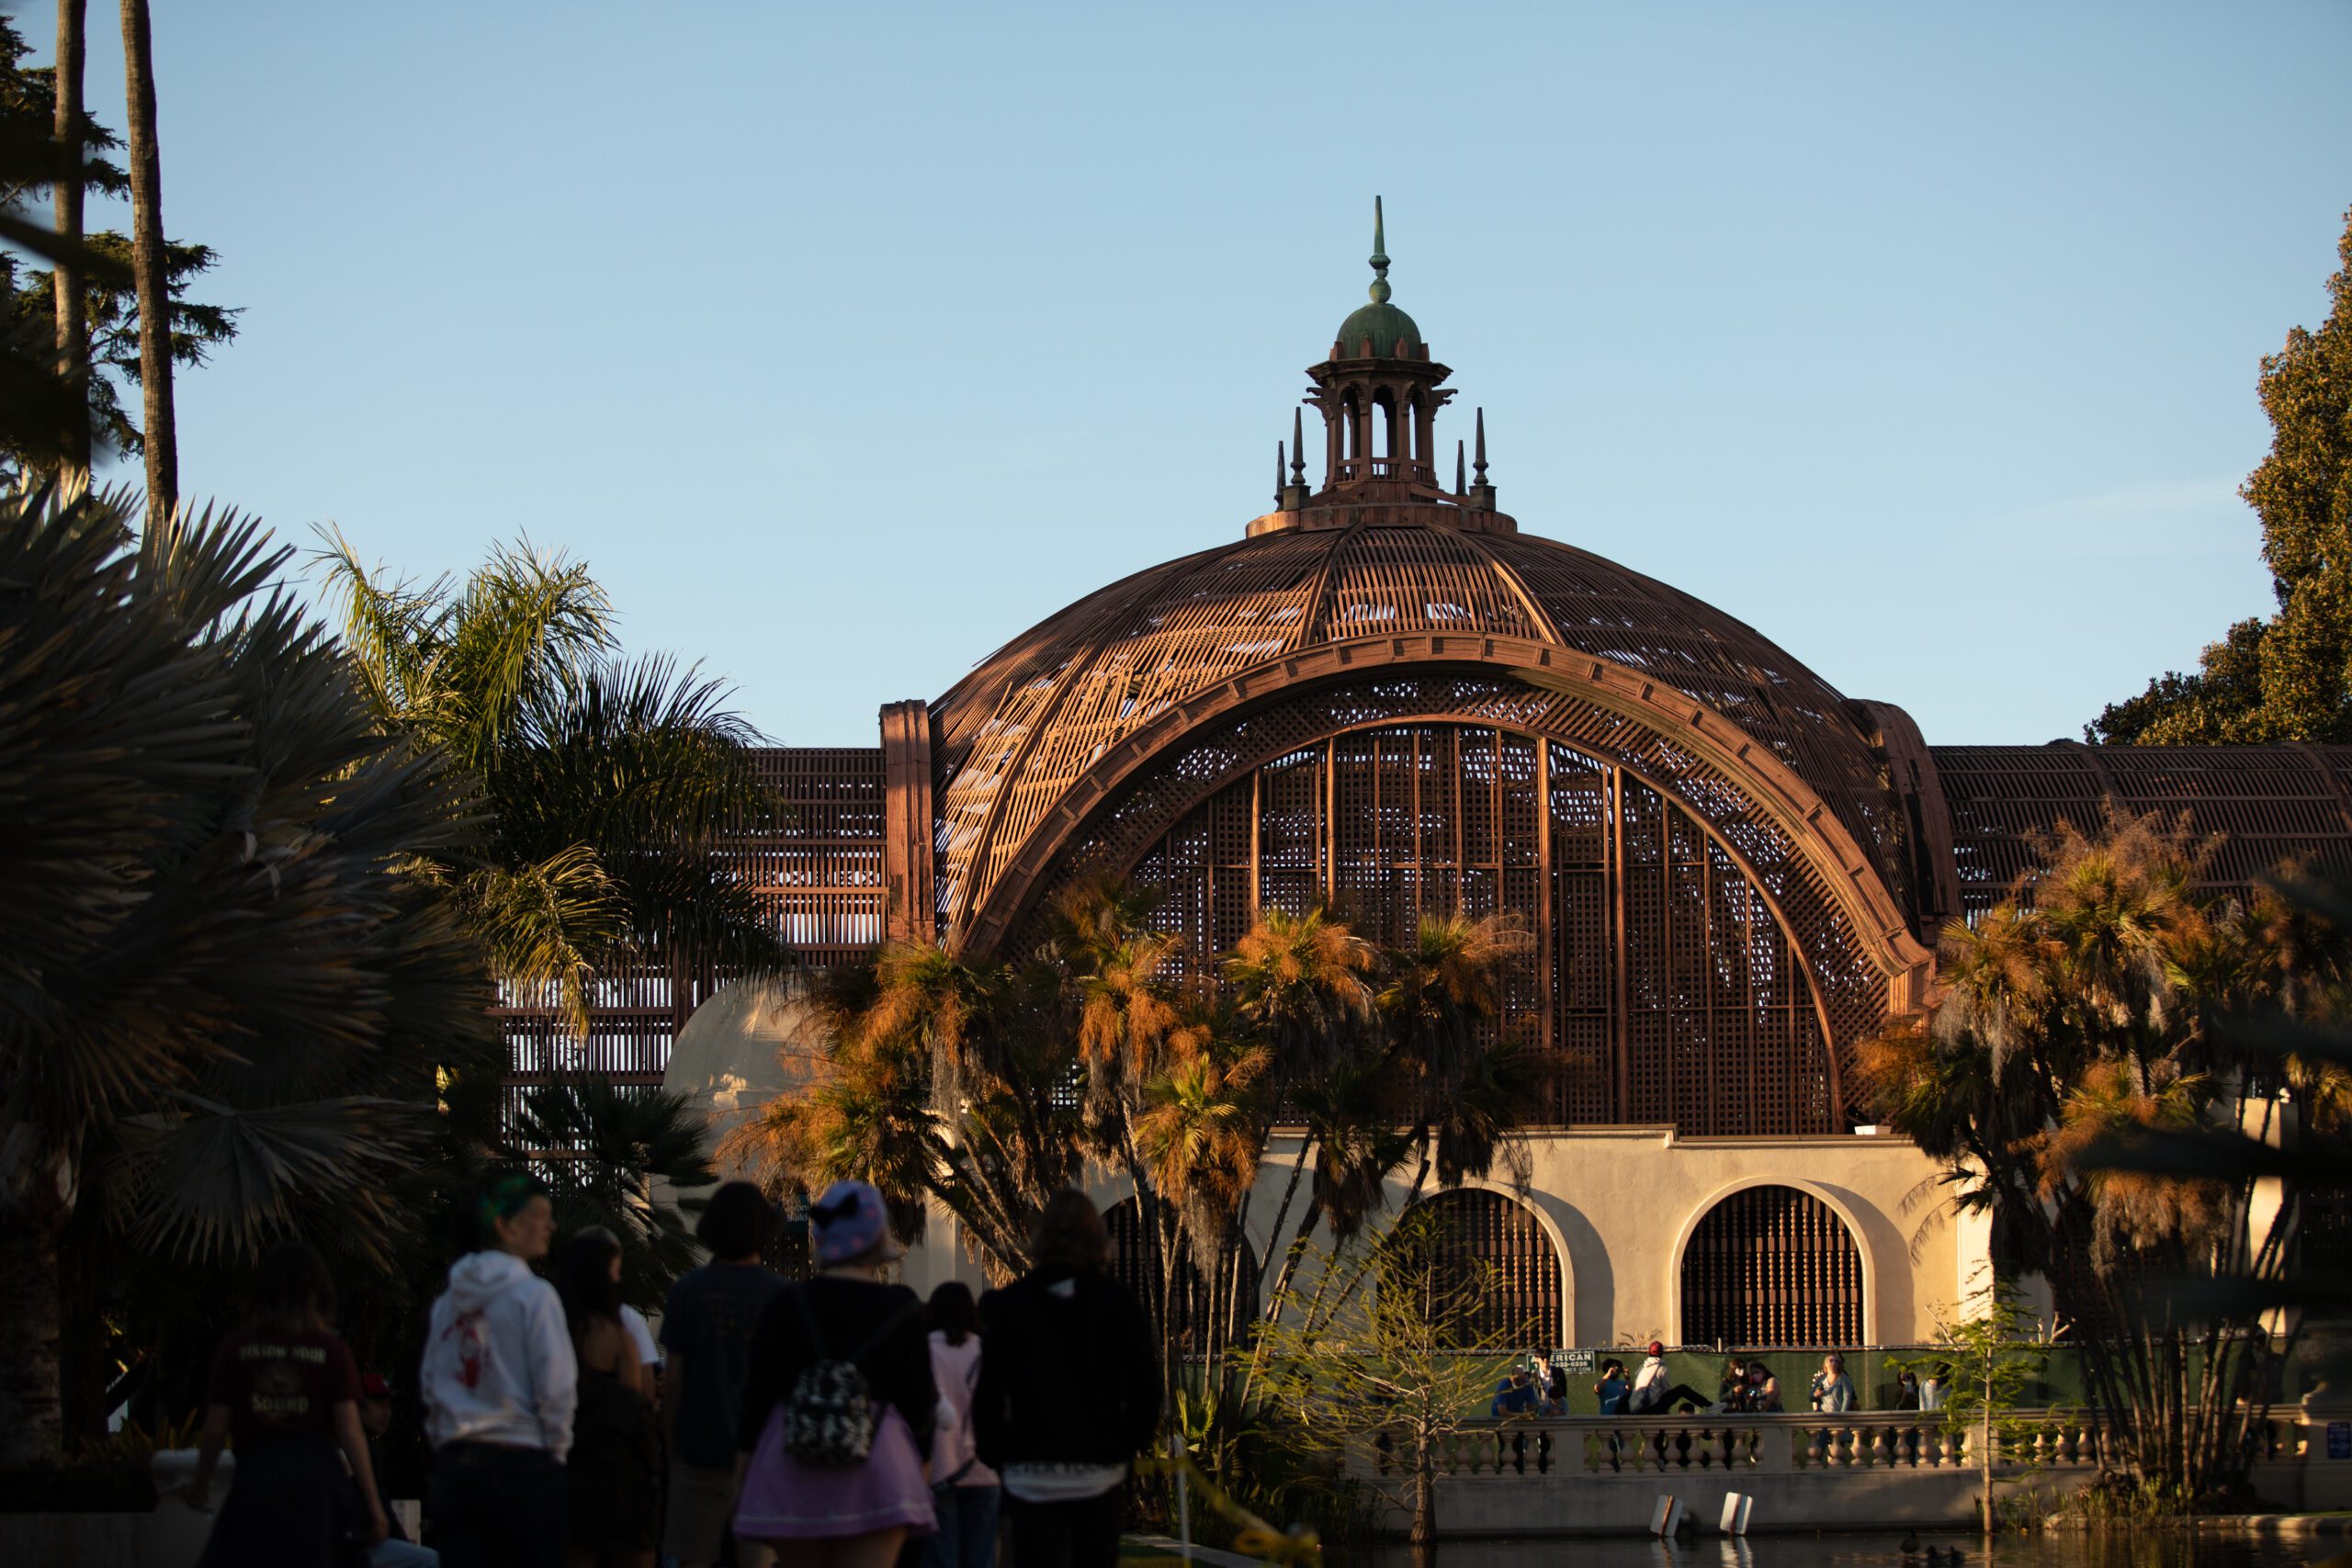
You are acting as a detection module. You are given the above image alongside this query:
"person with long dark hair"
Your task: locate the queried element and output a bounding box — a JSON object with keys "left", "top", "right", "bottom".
{"left": 558, "top": 1230, "right": 661, "bottom": 1568}
{"left": 971, "top": 1191, "right": 1159, "bottom": 1568}
{"left": 184, "top": 1242, "right": 388, "bottom": 1567}
{"left": 662, "top": 1180, "right": 785, "bottom": 1568}
{"left": 421, "top": 1174, "right": 576, "bottom": 1568}
{"left": 923, "top": 1281, "right": 999, "bottom": 1568}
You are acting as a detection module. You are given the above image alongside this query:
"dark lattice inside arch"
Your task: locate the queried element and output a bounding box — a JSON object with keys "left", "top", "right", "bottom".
{"left": 1104, "top": 1198, "right": 1261, "bottom": 1357}
{"left": 1398, "top": 1189, "right": 1565, "bottom": 1348}
{"left": 1114, "top": 716, "right": 1837, "bottom": 1134}
{"left": 1680, "top": 1185, "right": 1863, "bottom": 1348}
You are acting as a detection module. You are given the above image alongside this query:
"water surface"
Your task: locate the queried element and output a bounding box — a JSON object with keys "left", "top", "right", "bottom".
{"left": 1324, "top": 1532, "right": 2335, "bottom": 1568}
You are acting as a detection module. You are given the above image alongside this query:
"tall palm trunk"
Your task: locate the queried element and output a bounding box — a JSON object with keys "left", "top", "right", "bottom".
{"left": 52, "top": 0, "right": 88, "bottom": 478}
{"left": 0, "top": 1173, "right": 70, "bottom": 1465}
{"left": 119, "top": 0, "right": 175, "bottom": 525}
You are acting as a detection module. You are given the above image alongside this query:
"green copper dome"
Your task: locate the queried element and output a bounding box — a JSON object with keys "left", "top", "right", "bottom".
{"left": 1330, "top": 196, "right": 1421, "bottom": 358}
{"left": 1333, "top": 299, "right": 1421, "bottom": 358}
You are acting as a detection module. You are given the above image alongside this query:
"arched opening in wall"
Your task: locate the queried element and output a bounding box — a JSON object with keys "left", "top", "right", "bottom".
{"left": 1396, "top": 1189, "right": 1563, "bottom": 1348}
{"left": 1680, "top": 1185, "right": 1862, "bottom": 1348}
{"left": 1104, "top": 1197, "right": 1261, "bottom": 1358}
{"left": 1119, "top": 718, "right": 1839, "bottom": 1135}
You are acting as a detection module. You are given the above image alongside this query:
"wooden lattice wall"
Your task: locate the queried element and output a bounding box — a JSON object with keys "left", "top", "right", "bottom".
{"left": 1104, "top": 1198, "right": 1261, "bottom": 1356}
{"left": 1679, "top": 1185, "right": 1863, "bottom": 1348}
{"left": 499, "top": 747, "right": 886, "bottom": 1116}
{"left": 1407, "top": 1188, "right": 1565, "bottom": 1348}
{"left": 1931, "top": 742, "right": 2352, "bottom": 921}
{"left": 1126, "top": 722, "right": 1833, "bottom": 1134}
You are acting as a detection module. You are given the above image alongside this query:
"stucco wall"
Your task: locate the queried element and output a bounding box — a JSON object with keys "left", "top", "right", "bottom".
{"left": 903, "top": 1125, "right": 1975, "bottom": 1348}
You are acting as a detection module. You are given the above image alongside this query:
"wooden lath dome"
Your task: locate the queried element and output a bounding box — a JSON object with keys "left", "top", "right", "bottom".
{"left": 928, "top": 518, "right": 1915, "bottom": 943}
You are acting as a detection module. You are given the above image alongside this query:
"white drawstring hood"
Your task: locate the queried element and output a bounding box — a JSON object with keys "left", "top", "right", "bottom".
{"left": 421, "top": 1250, "right": 578, "bottom": 1460}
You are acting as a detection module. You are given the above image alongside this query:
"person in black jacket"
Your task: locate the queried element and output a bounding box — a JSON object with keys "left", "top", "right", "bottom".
{"left": 972, "top": 1190, "right": 1160, "bottom": 1568}
{"left": 733, "top": 1180, "right": 937, "bottom": 1568}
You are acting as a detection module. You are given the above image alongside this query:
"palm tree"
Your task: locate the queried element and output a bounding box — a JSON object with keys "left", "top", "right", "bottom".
{"left": 318, "top": 533, "right": 790, "bottom": 1037}
{"left": 51, "top": 0, "right": 88, "bottom": 477}
{"left": 0, "top": 486, "right": 498, "bottom": 1462}
{"left": 116, "top": 0, "right": 173, "bottom": 525}
{"left": 1378, "top": 911, "right": 1533, "bottom": 1205}
{"left": 512, "top": 1071, "right": 719, "bottom": 1308}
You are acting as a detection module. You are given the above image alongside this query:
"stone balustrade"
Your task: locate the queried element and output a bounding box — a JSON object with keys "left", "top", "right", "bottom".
{"left": 1340, "top": 1411, "right": 2317, "bottom": 1534}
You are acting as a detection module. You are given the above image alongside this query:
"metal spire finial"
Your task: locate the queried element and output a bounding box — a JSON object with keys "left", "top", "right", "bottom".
{"left": 1290, "top": 408, "right": 1306, "bottom": 485}
{"left": 1455, "top": 439, "right": 1466, "bottom": 495}
{"left": 1368, "top": 196, "right": 1391, "bottom": 305}
{"left": 1473, "top": 407, "right": 1488, "bottom": 484}
{"left": 1275, "top": 441, "right": 1285, "bottom": 506}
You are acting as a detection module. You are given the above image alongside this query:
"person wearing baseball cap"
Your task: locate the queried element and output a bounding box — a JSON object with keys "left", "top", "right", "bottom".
{"left": 1627, "top": 1341, "right": 1711, "bottom": 1416}
{"left": 734, "top": 1180, "right": 939, "bottom": 1561}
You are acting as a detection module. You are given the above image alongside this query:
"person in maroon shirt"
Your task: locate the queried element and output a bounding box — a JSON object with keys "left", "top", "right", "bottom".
{"left": 186, "top": 1242, "right": 389, "bottom": 1566}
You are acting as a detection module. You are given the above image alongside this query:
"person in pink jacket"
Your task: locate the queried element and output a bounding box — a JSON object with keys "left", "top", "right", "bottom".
{"left": 923, "top": 1282, "right": 999, "bottom": 1568}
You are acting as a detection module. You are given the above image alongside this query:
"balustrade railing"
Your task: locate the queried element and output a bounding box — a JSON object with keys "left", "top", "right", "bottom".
{"left": 1358, "top": 1411, "right": 2308, "bottom": 1482}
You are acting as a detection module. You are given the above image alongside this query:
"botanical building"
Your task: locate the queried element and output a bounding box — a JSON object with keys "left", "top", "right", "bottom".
{"left": 570, "top": 210, "right": 2352, "bottom": 1349}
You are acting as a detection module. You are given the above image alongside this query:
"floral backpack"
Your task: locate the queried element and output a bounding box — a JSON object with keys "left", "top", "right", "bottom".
{"left": 781, "top": 1288, "right": 919, "bottom": 1466}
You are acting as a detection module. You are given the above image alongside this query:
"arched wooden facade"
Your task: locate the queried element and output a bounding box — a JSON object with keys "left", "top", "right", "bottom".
{"left": 1403, "top": 1188, "right": 1566, "bottom": 1348}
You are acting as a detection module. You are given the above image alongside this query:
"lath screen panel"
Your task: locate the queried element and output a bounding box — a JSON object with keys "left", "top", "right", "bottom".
{"left": 1679, "top": 1185, "right": 1863, "bottom": 1348}
{"left": 1401, "top": 1188, "right": 1565, "bottom": 1349}
{"left": 1125, "top": 722, "right": 1833, "bottom": 1135}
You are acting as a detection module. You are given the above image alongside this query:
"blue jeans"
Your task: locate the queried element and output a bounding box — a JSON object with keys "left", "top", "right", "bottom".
{"left": 428, "top": 1443, "right": 564, "bottom": 1568}
{"left": 372, "top": 1540, "right": 440, "bottom": 1568}
{"left": 924, "top": 1483, "right": 1001, "bottom": 1568}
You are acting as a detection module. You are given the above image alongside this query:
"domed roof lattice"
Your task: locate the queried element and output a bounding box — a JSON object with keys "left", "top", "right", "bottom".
{"left": 929, "top": 520, "right": 1910, "bottom": 938}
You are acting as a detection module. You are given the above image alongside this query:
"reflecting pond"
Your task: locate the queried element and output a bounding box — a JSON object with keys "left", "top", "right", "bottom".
{"left": 1323, "top": 1533, "right": 2342, "bottom": 1568}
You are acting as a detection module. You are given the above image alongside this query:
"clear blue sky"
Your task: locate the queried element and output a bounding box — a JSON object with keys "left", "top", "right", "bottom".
{"left": 26, "top": 3, "right": 2352, "bottom": 745}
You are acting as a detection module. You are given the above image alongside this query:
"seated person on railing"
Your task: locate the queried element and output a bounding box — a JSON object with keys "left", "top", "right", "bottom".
{"left": 1744, "top": 1359, "right": 1784, "bottom": 1413}
{"left": 1626, "top": 1343, "right": 1712, "bottom": 1416}
{"left": 1809, "top": 1354, "right": 1855, "bottom": 1414}
{"left": 1893, "top": 1368, "right": 1921, "bottom": 1410}
{"left": 1542, "top": 1360, "right": 1568, "bottom": 1417}
{"left": 1490, "top": 1366, "right": 1541, "bottom": 1418}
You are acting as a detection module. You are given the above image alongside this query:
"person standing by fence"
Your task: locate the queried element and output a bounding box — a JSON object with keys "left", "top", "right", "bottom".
{"left": 923, "top": 1281, "right": 1000, "bottom": 1568}
{"left": 662, "top": 1181, "right": 786, "bottom": 1568}
{"left": 972, "top": 1190, "right": 1160, "bottom": 1568}
{"left": 183, "top": 1242, "right": 389, "bottom": 1567}
{"left": 421, "top": 1174, "right": 577, "bottom": 1568}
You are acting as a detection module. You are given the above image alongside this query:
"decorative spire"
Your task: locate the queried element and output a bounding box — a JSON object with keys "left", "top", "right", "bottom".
{"left": 1290, "top": 408, "right": 1306, "bottom": 486}
{"left": 1455, "top": 439, "right": 1465, "bottom": 495}
{"left": 1275, "top": 441, "right": 1285, "bottom": 506}
{"left": 1473, "top": 407, "right": 1488, "bottom": 484}
{"left": 1368, "top": 195, "right": 1391, "bottom": 305}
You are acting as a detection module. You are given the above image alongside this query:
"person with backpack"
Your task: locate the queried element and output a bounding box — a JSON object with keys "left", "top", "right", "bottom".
{"left": 662, "top": 1181, "right": 786, "bottom": 1568}
{"left": 972, "top": 1190, "right": 1160, "bottom": 1568}
{"left": 922, "top": 1282, "right": 999, "bottom": 1568}
{"left": 734, "top": 1179, "right": 937, "bottom": 1567}
{"left": 420, "top": 1174, "right": 576, "bottom": 1568}
{"left": 182, "top": 1242, "right": 388, "bottom": 1567}
{"left": 1626, "top": 1342, "right": 1710, "bottom": 1416}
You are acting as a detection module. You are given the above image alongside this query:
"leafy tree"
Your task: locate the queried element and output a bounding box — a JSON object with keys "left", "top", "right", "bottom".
{"left": 1903, "top": 1272, "right": 2056, "bottom": 1532}
{"left": 2094, "top": 208, "right": 2352, "bottom": 743}
{"left": 512, "top": 1072, "right": 718, "bottom": 1310}
{"left": 318, "top": 533, "right": 792, "bottom": 1038}
{"left": 0, "top": 485, "right": 499, "bottom": 1464}
{"left": 0, "top": 15, "right": 237, "bottom": 484}
{"left": 1250, "top": 1209, "right": 1514, "bottom": 1547}
{"left": 1859, "top": 811, "right": 2348, "bottom": 1502}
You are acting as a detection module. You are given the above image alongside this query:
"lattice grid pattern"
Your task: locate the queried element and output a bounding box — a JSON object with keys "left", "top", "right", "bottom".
{"left": 1024, "top": 675, "right": 1879, "bottom": 1128}
{"left": 1105, "top": 1198, "right": 1261, "bottom": 1357}
{"left": 929, "top": 523, "right": 1915, "bottom": 939}
{"left": 498, "top": 748, "right": 887, "bottom": 1117}
{"left": 1123, "top": 720, "right": 1832, "bottom": 1133}
{"left": 1403, "top": 1189, "right": 1565, "bottom": 1348}
{"left": 1679, "top": 1186, "right": 1863, "bottom": 1348}
{"left": 1930, "top": 743, "right": 2352, "bottom": 921}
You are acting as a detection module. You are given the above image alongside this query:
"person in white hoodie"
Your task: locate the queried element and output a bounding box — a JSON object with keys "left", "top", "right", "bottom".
{"left": 421, "top": 1174, "right": 577, "bottom": 1568}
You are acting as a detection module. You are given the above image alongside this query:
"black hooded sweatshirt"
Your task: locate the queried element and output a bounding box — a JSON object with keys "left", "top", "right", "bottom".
{"left": 972, "top": 1267, "right": 1160, "bottom": 1471}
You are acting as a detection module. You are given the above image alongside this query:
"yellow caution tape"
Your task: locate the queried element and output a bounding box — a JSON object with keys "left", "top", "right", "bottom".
{"left": 1133, "top": 1448, "right": 1324, "bottom": 1565}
